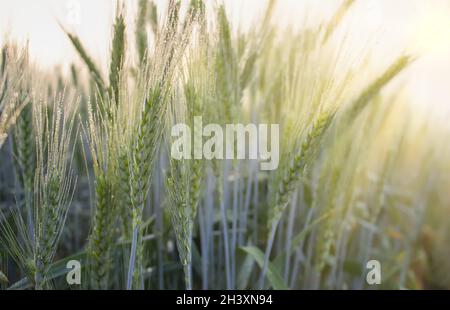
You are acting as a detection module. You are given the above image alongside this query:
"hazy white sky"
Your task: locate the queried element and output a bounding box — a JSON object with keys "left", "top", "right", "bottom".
{"left": 0, "top": 0, "right": 450, "bottom": 116}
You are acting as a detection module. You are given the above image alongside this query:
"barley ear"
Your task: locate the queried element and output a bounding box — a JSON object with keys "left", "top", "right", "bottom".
{"left": 339, "top": 55, "right": 412, "bottom": 127}
{"left": 65, "top": 31, "right": 105, "bottom": 93}
{"left": 136, "top": 0, "right": 148, "bottom": 65}
{"left": 33, "top": 95, "right": 77, "bottom": 290}
{"left": 148, "top": 1, "right": 158, "bottom": 37}
{"left": 109, "top": 5, "right": 126, "bottom": 104}
{"left": 271, "top": 111, "right": 334, "bottom": 226}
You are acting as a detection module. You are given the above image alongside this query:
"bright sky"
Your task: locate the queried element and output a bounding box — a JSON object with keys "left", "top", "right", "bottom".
{"left": 0, "top": 0, "right": 450, "bottom": 117}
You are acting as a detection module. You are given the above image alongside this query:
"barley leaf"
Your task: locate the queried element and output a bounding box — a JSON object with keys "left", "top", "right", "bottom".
{"left": 240, "top": 246, "right": 288, "bottom": 290}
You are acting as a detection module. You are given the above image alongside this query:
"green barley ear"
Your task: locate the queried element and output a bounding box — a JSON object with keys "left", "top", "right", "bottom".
{"left": 13, "top": 90, "right": 34, "bottom": 188}
{"left": 216, "top": 5, "right": 239, "bottom": 123}
{"left": 217, "top": 5, "right": 234, "bottom": 78}
{"left": 186, "top": 85, "right": 205, "bottom": 221}
{"left": 83, "top": 98, "right": 117, "bottom": 289}
{"left": 132, "top": 87, "right": 163, "bottom": 203}
{"left": 218, "top": 5, "right": 232, "bottom": 58}
{"left": 164, "top": 23, "right": 209, "bottom": 289}
{"left": 65, "top": 30, "right": 105, "bottom": 92}
{"left": 240, "top": 0, "right": 275, "bottom": 91}
{"left": 33, "top": 94, "right": 77, "bottom": 290}
{"left": 109, "top": 4, "right": 126, "bottom": 104}
{"left": 0, "top": 44, "right": 28, "bottom": 149}
{"left": 267, "top": 56, "right": 412, "bottom": 237}
{"left": 271, "top": 111, "right": 335, "bottom": 226}
{"left": 148, "top": 1, "right": 158, "bottom": 37}
{"left": 89, "top": 173, "right": 114, "bottom": 289}
{"left": 322, "top": 0, "right": 355, "bottom": 43}
{"left": 165, "top": 107, "right": 195, "bottom": 288}
{"left": 339, "top": 55, "right": 412, "bottom": 127}
{"left": 13, "top": 99, "right": 35, "bottom": 234}
{"left": 136, "top": 0, "right": 148, "bottom": 65}
{"left": 125, "top": 0, "right": 195, "bottom": 289}
{"left": 0, "top": 45, "right": 33, "bottom": 278}
{"left": 156, "top": 0, "right": 187, "bottom": 88}
{"left": 127, "top": 86, "right": 167, "bottom": 289}
{"left": 259, "top": 111, "right": 335, "bottom": 288}
{"left": 117, "top": 147, "right": 132, "bottom": 238}
{"left": 166, "top": 173, "right": 194, "bottom": 290}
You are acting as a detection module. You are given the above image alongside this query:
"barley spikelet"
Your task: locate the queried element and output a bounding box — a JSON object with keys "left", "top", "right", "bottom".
{"left": 14, "top": 99, "right": 34, "bottom": 185}
{"left": 109, "top": 6, "right": 126, "bottom": 103}
{"left": 117, "top": 149, "right": 132, "bottom": 238}
{"left": 89, "top": 174, "right": 114, "bottom": 289}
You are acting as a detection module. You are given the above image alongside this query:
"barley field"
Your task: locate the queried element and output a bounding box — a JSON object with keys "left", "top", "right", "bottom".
{"left": 0, "top": 0, "right": 449, "bottom": 291}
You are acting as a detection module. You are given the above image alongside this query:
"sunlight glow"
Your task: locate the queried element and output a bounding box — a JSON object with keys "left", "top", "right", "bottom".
{"left": 0, "top": 0, "right": 449, "bottom": 116}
